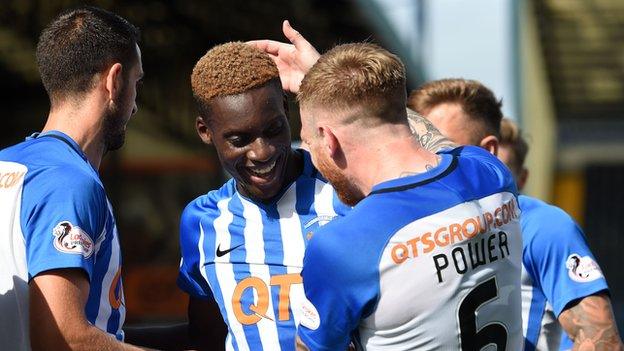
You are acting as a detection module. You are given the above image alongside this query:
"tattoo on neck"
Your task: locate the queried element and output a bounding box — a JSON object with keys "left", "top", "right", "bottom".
{"left": 406, "top": 108, "right": 458, "bottom": 153}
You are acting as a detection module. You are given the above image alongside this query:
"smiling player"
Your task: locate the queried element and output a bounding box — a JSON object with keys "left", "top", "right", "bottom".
{"left": 177, "top": 42, "right": 350, "bottom": 351}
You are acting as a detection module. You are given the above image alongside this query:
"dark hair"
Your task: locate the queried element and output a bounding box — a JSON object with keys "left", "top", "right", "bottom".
{"left": 408, "top": 78, "right": 503, "bottom": 139}
{"left": 36, "top": 6, "right": 140, "bottom": 103}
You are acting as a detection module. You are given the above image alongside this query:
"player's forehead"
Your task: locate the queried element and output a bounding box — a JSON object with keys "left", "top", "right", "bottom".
{"left": 425, "top": 103, "right": 484, "bottom": 146}
{"left": 209, "top": 84, "right": 286, "bottom": 133}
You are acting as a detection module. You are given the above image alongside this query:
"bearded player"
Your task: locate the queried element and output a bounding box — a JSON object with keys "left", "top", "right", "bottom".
{"left": 178, "top": 41, "right": 456, "bottom": 351}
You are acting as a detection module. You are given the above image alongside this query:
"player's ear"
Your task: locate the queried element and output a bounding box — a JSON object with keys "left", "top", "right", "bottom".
{"left": 480, "top": 135, "right": 499, "bottom": 156}
{"left": 320, "top": 126, "right": 339, "bottom": 158}
{"left": 196, "top": 116, "right": 213, "bottom": 145}
{"left": 104, "top": 63, "right": 123, "bottom": 102}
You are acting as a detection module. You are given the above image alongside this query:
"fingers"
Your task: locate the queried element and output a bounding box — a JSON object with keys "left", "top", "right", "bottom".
{"left": 282, "top": 20, "right": 308, "bottom": 50}
{"left": 247, "top": 39, "right": 294, "bottom": 57}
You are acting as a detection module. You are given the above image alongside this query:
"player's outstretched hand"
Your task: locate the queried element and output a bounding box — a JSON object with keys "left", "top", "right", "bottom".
{"left": 248, "top": 20, "right": 320, "bottom": 93}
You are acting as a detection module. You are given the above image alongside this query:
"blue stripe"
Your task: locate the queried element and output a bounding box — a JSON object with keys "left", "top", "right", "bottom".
{"left": 264, "top": 203, "right": 294, "bottom": 351}
{"left": 296, "top": 176, "right": 319, "bottom": 245}
{"left": 228, "top": 195, "right": 262, "bottom": 348}
{"left": 203, "top": 197, "right": 240, "bottom": 351}
{"left": 524, "top": 278, "right": 547, "bottom": 351}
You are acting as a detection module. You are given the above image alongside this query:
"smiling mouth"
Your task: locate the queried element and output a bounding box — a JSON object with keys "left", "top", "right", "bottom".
{"left": 249, "top": 158, "right": 277, "bottom": 177}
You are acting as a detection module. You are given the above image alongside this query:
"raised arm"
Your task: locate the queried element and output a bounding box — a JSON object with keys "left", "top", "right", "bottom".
{"left": 406, "top": 108, "right": 458, "bottom": 153}
{"left": 248, "top": 20, "right": 320, "bottom": 93}
{"left": 30, "top": 269, "right": 152, "bottom": 351}
{"left": 559, "top": 293, "right": 624, "bottom": 351}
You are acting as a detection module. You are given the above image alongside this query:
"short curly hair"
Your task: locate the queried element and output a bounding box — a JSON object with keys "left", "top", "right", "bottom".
{"left": 191, "top": 42, "right": 280, "bottom": 117}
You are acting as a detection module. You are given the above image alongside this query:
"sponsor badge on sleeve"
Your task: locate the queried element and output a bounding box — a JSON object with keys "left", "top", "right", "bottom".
{"left": 52, "top": 221, "right": 94, "bottom": 258}
{"left": 300, "top": 297, "right": 321, "bottom": 330}
{"left": 566, "top": 253, "right": 603, "bottom": 283}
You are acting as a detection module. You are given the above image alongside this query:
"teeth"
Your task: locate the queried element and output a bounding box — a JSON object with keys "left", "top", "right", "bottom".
{"left": 250, "top": 160, "right": 276, "bottom": 176}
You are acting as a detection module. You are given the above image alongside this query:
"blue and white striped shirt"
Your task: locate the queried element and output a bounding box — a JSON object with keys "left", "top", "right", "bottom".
{"left": 178, "top": 150, "right": 349, "bottom": 351}
{"left": 519, "top": 195, "right": 609, "bottom": 350}
{"left": 0, "top": 131, "right": 126, "bottom": 350}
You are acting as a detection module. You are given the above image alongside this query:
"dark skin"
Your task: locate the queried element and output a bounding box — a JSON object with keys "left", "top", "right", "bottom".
{"left": 182, "top": 80, "right": 303, "bottom": 349}
{"left": 196, "top": 80, "right": 302, "bottom": 203}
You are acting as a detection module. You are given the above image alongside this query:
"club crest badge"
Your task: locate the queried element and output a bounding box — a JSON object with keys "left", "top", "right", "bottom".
{"left": 304, "top": 215, "right": 337, "bottom": 241}
{"left": 565, "top": 253, "right": 603, "bottom": 283}
{"left": 52, "top": 221, "right": 94, "bottom": 258}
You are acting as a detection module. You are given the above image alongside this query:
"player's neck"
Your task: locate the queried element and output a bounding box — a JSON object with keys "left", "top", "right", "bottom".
{"left": 42, "top": 96, "right": 108, "bottom": 170}
{"left": 350, "top": 126, "right": 439, "bottom": 194}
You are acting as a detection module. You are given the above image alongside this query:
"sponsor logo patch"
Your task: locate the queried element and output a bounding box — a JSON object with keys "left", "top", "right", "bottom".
{"left": 303, "top": 215, "right": 337, "bottom": 229}
{"left": 52, "top": 221, "right": 94, "bottom": 258}
{"left": 299, "top": 297, "right": 320, "bottom": 330}
{"left": 566, "top": 253, "right": 603, "bottom": 283}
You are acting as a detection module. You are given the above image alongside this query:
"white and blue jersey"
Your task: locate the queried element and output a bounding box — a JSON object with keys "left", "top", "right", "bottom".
{"left": 298, "top": 146, "right": 524, "bottom": 351}
{"left": 0, "top": 131, "right": 126, "bottom": 350}
{"left": 178, "top": 150, "right": 349, "bottom": 351}
{"left": 520, "top": 195, "right": 608, "bottom": 351}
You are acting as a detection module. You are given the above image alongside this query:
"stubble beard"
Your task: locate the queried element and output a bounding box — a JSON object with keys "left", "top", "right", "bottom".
{"left": 103, "top": 89, "right": 129, "bottom": 152}
{"left": 315, "top": 150, "right": 364, "bottom": 207}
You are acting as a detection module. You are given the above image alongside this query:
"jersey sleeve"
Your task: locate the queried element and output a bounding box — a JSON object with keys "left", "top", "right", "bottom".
{"left": 297, "top": 225, "right": 379, "bottom": 351}
{"left": 177, "top": 199, "right": 214, "bottom": 300}
{"left": 21, "top": 168, "right": 106, "bottom": 280}
{"left": 522, "top": 206, "right": 609, "bottom": 317}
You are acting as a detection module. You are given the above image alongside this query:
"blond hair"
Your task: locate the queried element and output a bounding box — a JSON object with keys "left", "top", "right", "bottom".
{"left": 298, "top": 43, "right": 407, "bottom": 124}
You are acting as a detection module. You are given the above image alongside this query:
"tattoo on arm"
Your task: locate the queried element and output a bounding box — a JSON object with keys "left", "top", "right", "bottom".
{"left": 558, "top": 293, "right": 624, "bottom": 351}
{"left": 406, "top": 108, "right": 458, "bottom": 153}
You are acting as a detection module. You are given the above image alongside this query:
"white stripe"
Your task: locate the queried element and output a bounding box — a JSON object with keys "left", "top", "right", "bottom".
{"left": 117, "top": 279, "right": 126, "bottom": 338}
{"left": 94, "top": 204, "right": 120, "bottom": 332}
{"left": 0, "top": 162, "right": 29, "bottom": 350}
{"left": 240, "top": 196, "right": 282, "bottom": 350}
{"left": 313, "top": 180, "right": 337, "bottom": 219}
{"left": 213, "top": 198, "right": 250, "bottom": 351}
{"left": 277, "top": 183, "right": 305, "bottom": 326}
{"left": 225, "top": 334, "right": 235, "bottom": 351}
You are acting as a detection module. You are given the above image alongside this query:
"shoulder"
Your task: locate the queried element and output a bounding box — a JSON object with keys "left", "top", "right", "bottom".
{"left": 182, "top": 181, "right": 235, "bottom": 224}
{"left": 440, "top": 146, "right": 517, "bottom": 198}
{"left": 22, "top": 161, "right": 105, "bottom": 211}
{"left": 306, "top": 201, "right": 394, "bottom": 271}
{"left": 519, "top": 195, "right": 591, "bottom": 266}
{"left": 519, "top": 195, "right": 580, "bottom": 241}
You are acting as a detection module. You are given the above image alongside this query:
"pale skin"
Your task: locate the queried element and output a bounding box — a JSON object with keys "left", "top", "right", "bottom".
{"left": 497, "top": 128, "right": 622, "bottom": 351}
{"left": 422, "top": 101, "right": 623, "bottom": 351}
{"left": 31, "top": 270, "right": 148, "bottom": 351}
{"left": 252, "top": 22, "right": 623, "bottom": 351}
{"left": 29, "top": 45, "right": 155, "bottom": 351}
{"left": 252, "top": 23, "right": 450, "bottom": 350}
{"left": 559, "top": 293, "right": 623, "bottom": 351}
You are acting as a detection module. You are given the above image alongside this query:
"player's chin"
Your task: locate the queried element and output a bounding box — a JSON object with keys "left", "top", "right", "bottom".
{"left": 246, "top": 184, "right": 282, "bottom": 201}
{"left": 105, "top": 132, "right": 126, "bottom": 151}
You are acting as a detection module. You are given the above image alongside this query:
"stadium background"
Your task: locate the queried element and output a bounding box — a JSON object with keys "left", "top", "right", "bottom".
{"left": 1, "top": 0, "right": 622, "bottom": 335}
